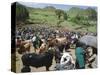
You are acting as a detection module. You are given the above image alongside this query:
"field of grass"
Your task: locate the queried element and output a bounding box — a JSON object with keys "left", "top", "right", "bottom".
{"left": 27, "top": 8, "right": 97, "bottom": 33}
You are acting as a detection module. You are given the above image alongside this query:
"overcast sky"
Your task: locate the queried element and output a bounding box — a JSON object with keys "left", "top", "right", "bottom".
{"left": 19, "top": 1, "right": 97, "bottom": 11}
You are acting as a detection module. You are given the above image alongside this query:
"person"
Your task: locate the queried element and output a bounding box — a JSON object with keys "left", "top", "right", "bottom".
{"left": 31, "top": 34, "right": 43, "bottom": 51}
{"left": 55, "top": 52, "right": 75, "bottom": 70}
{"left": 16, "top": 36, "right": 22, "bottom": 48}
{"left": 86, "top": 47, "right": 97, "bottom": 68}
{"left": 75, "top": 42, "right": 85, "bottom": 69}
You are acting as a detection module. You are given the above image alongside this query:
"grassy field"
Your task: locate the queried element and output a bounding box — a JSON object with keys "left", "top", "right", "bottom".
{"left": 27, "top": 8, "right": 97, "bottom": 33}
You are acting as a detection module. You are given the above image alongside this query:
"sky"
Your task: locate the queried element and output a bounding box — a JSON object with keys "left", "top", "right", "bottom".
{"left": 18, "top": 1, "right": 97, "bottom": 11}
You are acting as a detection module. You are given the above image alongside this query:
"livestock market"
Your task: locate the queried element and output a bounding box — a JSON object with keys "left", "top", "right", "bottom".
{"left": 11, "top": 2, "right": 97, "bottom": 73}
{"left": 11, "top": 25, "right": 97, "bottom": 72}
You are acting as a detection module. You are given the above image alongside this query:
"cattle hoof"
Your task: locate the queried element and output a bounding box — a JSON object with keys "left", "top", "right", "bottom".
{"left": 21, "top": 66, "right": 31, "bottom": 72}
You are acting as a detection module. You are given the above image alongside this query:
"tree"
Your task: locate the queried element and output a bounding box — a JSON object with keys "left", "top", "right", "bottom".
{"left": 63, "top": 12, "right": 68, "bottom": 20}
{"left": 55, "top": 9, "right": 64, "bottom": 20}
{"left": 55, "top": 9, "right": 68, "bottom": 26}
{"left": 16, "top": 2, "right": 29, "bottom": 23}
{"left": 84, "top": 7, "right": 97, "bottom": 20}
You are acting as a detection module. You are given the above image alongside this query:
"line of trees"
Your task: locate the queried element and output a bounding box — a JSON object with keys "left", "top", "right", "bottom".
{"left": 67, "top": 7, "right": 97, "bottom": 27}
{"left": 16, "top": 2, "right": 29, "bottom": 24}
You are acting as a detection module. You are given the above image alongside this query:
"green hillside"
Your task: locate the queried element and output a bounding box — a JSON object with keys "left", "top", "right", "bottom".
{"left": 16, "top": 3, "right": 97, "bottom": 33}
{"left": 67, "top": 7, "right": 84, "bottom": 17}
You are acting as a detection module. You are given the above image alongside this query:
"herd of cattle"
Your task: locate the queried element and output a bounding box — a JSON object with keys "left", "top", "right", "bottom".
{"left": 12, "top": 26, "right": 97, "bottom": 72}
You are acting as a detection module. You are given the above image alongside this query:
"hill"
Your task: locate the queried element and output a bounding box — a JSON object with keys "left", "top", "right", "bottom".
{"left": 16, "top": 3, "right": 97, "bottom": 32}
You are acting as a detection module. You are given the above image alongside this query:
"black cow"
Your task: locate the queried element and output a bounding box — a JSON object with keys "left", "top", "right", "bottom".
{"left": 21, "top": 50, "right": 54, "bottom": 72}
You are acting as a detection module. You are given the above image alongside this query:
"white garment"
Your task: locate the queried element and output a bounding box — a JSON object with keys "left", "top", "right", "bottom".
{"left": 60, "top": 52, "right": 74, "bottom": 66}
{"left": 55, "top": 52, "right": 75, "bottom": 70}
{"left": 71, "top": 34, "right": 78, "bottom": 39}
{"left": 32, "top": 36, "right": 36, "bottom": 42}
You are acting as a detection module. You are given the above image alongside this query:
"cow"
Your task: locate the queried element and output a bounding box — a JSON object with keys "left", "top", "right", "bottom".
{"left": 17, "top": 40, "right": 32, "bottom": 54}
{"left": 38, "top": 42, "right": 47, "bottom": 54}
{"left": 47, "top": 37, "right": 71, "bottom": 63}
{"left": 47, "top": 37, "right": 70, "bottom": 53}
{"left": 21, "top": 50, "right": 54, "bottom": 72}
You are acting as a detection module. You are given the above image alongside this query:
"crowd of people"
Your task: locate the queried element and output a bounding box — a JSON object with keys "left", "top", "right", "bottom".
{"left": 15, "top": 26, "right": 97, "bottom": 71}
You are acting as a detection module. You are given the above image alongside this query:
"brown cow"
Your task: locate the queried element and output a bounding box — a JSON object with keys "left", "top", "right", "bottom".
{"left": 38, "top": 43, "right": 47, "bottom": 54}
{"left": 17, "top": 40, "right": 32, "bottom": 54}
{"left": 47, "top": 37, "right": 68, "bottom": 47}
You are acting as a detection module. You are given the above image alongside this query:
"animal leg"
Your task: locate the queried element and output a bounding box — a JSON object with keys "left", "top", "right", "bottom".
{"left": 21, "top": 66, "right": 31, "bottom": 72}
{"left": 46, "top": 66, "right": 49, "bottom": 71}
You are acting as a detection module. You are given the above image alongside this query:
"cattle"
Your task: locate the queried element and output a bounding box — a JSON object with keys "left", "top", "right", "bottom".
{"left": 38, "top": 43, "right": 47, "bottom": 54}
{"left": 17, "top": 40, "right": 31, "bottom": 54}
{"left": 21, "top": 50, "right": 54, "bottom": 72}
{"left": 47, "top": 37, "right": 70, "bottom": 53}
{"left": 47, "top": 38, "right": 58, "bottom": 47}
{"left": 47, "top": 37, "right": 71, "bottom": 63}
